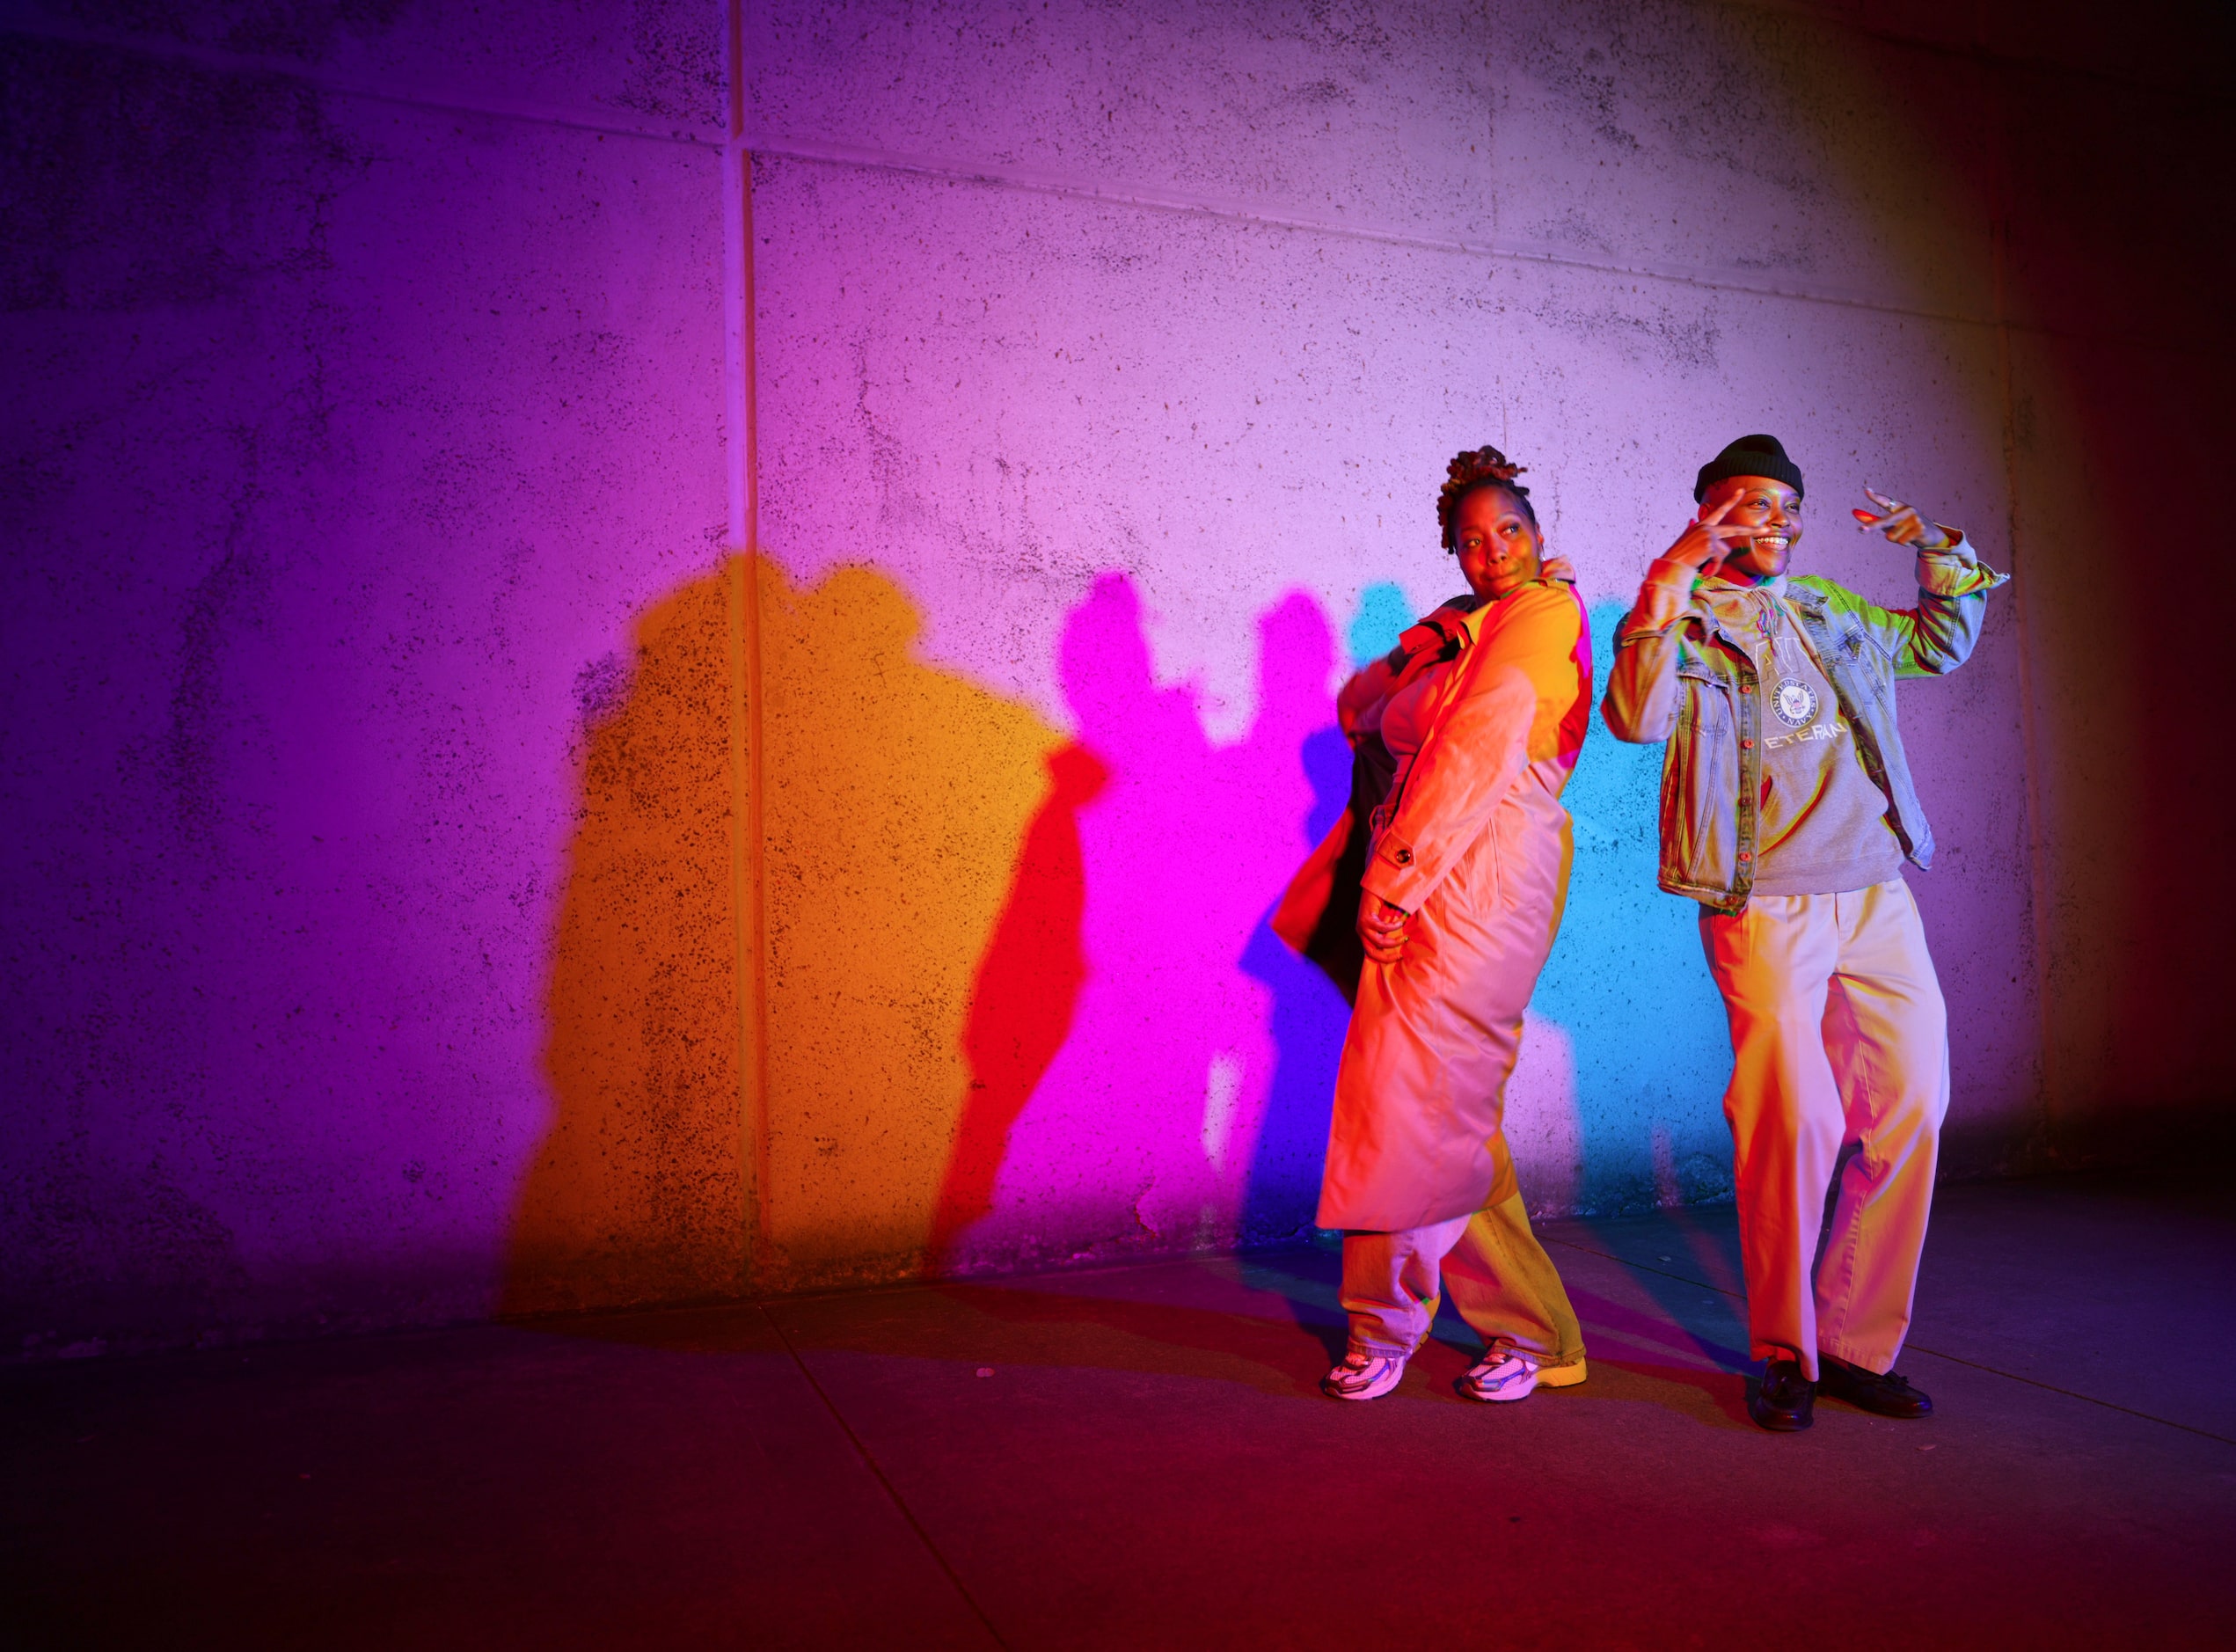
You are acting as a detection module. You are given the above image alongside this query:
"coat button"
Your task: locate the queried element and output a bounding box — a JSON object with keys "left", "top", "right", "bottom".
{"left": 1738, "top": 851, "right": 1753, "bottom": 861}
{"left": 1740, "top": 683, "right": 1754, "bottom": 694}
{"left": 1395, "top": 848, "right": 1413, "bottom": 865}
{"left": 1741, "top": 738, "right": 1755, "bottom": 749}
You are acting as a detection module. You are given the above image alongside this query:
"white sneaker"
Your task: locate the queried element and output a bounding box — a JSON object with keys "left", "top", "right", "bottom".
{"left": 1321, "top": 1348, "right": 1407, "bottom": 1400}
{"left": 1459, "top": 1345, "right": 1588, "bottom": 1403}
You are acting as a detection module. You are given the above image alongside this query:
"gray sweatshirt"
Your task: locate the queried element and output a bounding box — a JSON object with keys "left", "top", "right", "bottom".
{"left": 1694, "top": 575, "right": 1905, "bottom": 896}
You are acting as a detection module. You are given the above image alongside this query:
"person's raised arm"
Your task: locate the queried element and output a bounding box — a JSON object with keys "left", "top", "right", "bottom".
{"left": 1359, "top": 583, "right": 1582, "bottom": 922}
{"left": 1842, "top": 486, "right": 2009, "bottom": 676}
{"left": 1603, "top": 493, "right": 1751, "bottom": 742}
{"left": 1339, "top": 595, "right": 1491, "bottom": 739}
{"left": 1336, "top": 654, "right": 1397, "bottom": 740}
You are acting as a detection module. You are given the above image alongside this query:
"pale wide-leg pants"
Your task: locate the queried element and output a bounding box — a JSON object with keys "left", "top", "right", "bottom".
{"left": 1340, "top": 1191, "right": 1586, "bottom": 1368}
{"left": 1700, "top": 877, "right": 1949, "bottom": 1382}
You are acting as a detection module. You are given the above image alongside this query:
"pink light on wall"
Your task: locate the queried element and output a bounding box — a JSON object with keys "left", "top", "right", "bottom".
{"left": 939, "top": 575, "right": 1334, "bottom": 1266}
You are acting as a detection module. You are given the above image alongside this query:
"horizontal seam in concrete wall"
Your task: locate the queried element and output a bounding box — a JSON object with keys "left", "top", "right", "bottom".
{"left": 738, "top": 131, "right": 2001, "bottom": 328}
{"left": 0, "top": 13, "right": 720, "bottom": 149}
{"left": 742, "top": 133, "right": 2236, "bottom": 359}
{"left": 9, "top": 12, "right": 2223, "bottom": 362}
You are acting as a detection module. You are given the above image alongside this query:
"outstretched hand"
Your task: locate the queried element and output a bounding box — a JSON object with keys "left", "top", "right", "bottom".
{"left": 1358, "top": 892, "right": 1411, "bottom": 966}
{"left": 1662, "top": 493, "right": 1757, "bottom": 581}
{"left": 1852, "top": 487, "right": 1955, "bottom": 551}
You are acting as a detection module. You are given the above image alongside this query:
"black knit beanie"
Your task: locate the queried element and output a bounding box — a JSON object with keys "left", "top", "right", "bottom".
{"left": 1694, "top": 434, "right": 1804, "bottom": 502}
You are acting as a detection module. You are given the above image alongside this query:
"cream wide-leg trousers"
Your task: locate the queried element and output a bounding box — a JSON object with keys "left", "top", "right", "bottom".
{"left": 1339, "top": 1191, "right": 1586, "bottom": 1368}
{"left": 1699, "top": 877, "right": 1949, "bottom": 1381}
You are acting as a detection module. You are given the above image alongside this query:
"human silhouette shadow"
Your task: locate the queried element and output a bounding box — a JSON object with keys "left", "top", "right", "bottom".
{"left": 504, "top": 567, "right": 748, "bottom": 1315}
{"left": 1236, "top": 723, "right": 1354, "bottom": 1242}
{"left": 925, "top": 741, "right": 1107, "bottom": 1266}
{"left": 934, "top": 574, "right": 1334, "bottom": 1268}
{"left": 510, "top": 556, "right": 1067, "bottom": 1310}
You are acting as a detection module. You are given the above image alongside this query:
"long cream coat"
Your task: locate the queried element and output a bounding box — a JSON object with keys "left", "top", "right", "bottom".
{"left": 1316, "top": 580, "right": 1592, "bottom": 1232}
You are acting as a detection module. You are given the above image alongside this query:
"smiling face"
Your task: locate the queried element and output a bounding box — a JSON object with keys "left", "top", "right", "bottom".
{"left": 1703, "top": 474, "right": 1803, "bottom": 582}
{"left": 1453, "top": 484, "right": 1544, "bottom": 601}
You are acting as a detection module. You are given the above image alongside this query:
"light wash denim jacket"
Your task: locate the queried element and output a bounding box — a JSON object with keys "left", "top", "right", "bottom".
{"left": 1601, "top": 542, "right": 2008, "bottom": 911}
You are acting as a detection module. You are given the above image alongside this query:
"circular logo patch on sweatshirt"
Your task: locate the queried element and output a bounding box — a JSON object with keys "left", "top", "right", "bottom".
{"left": 1772, "top": 677, "right": 1820, "bottom": 729}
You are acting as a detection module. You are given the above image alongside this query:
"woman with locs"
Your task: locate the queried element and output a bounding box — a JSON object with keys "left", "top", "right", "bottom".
{"left": 1278, "top": 446, "right": 1593, "bottom": 1402}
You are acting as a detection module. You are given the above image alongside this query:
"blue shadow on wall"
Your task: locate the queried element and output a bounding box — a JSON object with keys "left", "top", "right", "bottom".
{"left": 1238, "top": 596, "right": 1735, "bottom": 1240}
{"left": 1526, "top": 600, "right": 1734, "bottom": 1213}
{"left": 1346, "top": 581, "right": 1414, "bottom": 667}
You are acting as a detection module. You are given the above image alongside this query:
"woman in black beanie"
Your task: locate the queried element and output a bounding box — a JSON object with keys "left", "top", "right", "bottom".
{"left": 1604, "top": 434, "right": 2007, "bottom": 1431}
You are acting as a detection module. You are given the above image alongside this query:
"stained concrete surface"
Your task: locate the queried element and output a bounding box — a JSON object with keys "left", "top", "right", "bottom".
{"left": 5, "top": 1173, "right": 2232, "bottom": 1650}
{"left": 26, "top": 0, "right": 2236, "bottom": 1347}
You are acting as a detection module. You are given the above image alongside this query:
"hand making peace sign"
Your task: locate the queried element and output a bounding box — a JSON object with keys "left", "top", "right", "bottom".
{"left": 1660, "top": 490, "right": 1762, "bottom": 581}
{"left": 1852, "top": 487, "right": 1956, "bottom": 551}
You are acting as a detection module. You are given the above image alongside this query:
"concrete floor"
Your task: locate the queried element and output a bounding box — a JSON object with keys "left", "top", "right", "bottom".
{"left": 5, "top": 1173, "right": 2232, "bottom": 1650}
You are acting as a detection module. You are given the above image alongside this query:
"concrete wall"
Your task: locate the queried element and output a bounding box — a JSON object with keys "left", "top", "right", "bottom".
{"left": 3, "top": 1, "right": 2230, "bottom": 1351}
{"left": 2, "top": 0, "right": 736, "bottom": 1347}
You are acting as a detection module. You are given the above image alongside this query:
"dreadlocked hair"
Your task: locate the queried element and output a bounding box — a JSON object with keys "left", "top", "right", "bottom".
{"left": 1436, "top": 445, "right": 1537, "bottom": 551}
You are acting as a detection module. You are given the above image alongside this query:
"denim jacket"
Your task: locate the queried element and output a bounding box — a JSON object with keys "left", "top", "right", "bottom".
{"left": 1601, "top": 542, "right": 2008, "bottom": 910}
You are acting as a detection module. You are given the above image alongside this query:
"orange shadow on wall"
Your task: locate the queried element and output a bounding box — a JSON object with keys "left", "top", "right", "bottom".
{"left": 503, "top": 556, "right": 1069, "bottom": 1313}
{"left": 503, "top": 567, "right": 747, "bottom": 1315}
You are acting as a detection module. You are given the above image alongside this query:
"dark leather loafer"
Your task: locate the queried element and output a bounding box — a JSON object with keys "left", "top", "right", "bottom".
{"left": 1749, "top": 1356, "right": 1815, "bottom": 1431}
{"left": 1817, "top": 1353, "right": 1933, "bottom": 1419}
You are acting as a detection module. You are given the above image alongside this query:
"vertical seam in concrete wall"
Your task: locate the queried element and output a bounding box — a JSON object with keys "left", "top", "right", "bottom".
{"left": 1989, "top": 79, "right": 2059, "bottom": 1155}
{"left": 725, "top": 0, "right": 773, "bottom": 1279}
